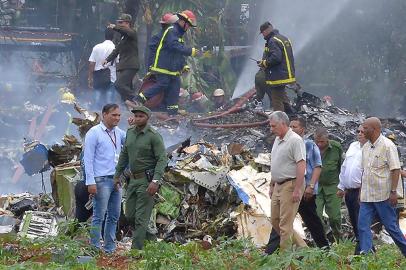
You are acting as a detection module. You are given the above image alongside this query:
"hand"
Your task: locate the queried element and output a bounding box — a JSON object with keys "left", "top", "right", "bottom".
{"left": 102, "top": 60, "right": 108, "bottom": 67}
{"left": 114, "top": 177, "right": 121, "bottom": 190}
{"left": 146, "top": 182, "right": 159, "bottom": 196}
{"left": 107, "top": 23, "right": 115, "bottom": 29}
{"left": 269, "top": 184, "right": 274, "bottom": 198}
{"left": 181, "top": 65, "right": 190, "bottom": 74}
{"left": 88, "top": 184, "right": 97, "bottom": 195}
{"left": 336, "top": 189, "right": 345, "bottom": 198}
{"left": 303, "top": 186, "right": 314, "bottom": 201}
{"left": 192, "top": 48, "right": 203, "bottom": 57}
{"left": 292, "top": 188, "right": 301, "bottom": 203}
{"left": 257, "top": 60, "right": 267, "bottom": 68}
{"left": 128, "top": 116, "right": 135, "bottom": 126}
{"left": 389, "top": 192, "right": 398, "bottom": 207}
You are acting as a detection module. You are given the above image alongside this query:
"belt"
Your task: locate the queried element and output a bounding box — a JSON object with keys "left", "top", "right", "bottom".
{"left": 131, "top": 171, "right": 146, "bottom": 179}
{"left": 276, "top": 178, "right": 296, "bottom": 185}
{"left": 94, "top": 175, "right": 114, "bottom": 179}
{"left": 346, "top": 187, "right": 360, "bottom": 191}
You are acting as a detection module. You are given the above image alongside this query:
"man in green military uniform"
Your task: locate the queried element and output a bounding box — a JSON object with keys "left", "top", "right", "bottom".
{"left": 314, "top": 128, "right": 343, "bottom": 242}
{"left": 114, "top": 106, "right": 167, "bottom": 250}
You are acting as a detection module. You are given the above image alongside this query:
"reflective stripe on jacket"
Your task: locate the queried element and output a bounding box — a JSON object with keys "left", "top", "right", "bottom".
{"left": 149, "top": 23, "right": 192, "bottom": 76}
{"left": 263, "top": 30, "right": 296, "bottom": 87}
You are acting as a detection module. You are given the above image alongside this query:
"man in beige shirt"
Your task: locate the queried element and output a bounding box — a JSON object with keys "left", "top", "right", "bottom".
{"left": 358, "top": 117, "right": 406, "bottom": 256}
{"left": 269, "top": 111, "right": 306, "bottom": 250}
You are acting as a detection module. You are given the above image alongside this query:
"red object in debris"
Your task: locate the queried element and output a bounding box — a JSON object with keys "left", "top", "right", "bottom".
{"left": 192, "top": 88, "right": 269, "bottom": 128}
{"left": 138, "top": 74, "right": 164, "bottom": 109}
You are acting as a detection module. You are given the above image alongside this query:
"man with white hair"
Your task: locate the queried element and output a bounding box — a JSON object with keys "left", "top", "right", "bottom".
{"left": 269, "top": 111, "right": 306, "bottom": 250}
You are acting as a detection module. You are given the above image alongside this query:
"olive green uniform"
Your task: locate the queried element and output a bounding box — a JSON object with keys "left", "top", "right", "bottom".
{"left": 316, "top": 140, "right": 343, "bottom": 241}
{"left": 115, "top": 124, "right": 167, "bottom": 249}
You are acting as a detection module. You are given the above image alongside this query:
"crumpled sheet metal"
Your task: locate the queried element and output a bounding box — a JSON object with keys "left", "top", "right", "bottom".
{"left": 232, "top": 206, "right": 272, "bottom": 247}
{"left": 227, "top": 166, "right": 271, "bottom": 217}
{"left": 173, "top": 167, "right": 228, "bottom": 192}
{"left": 18, "top": 211, "right": 58, "bottom": 239}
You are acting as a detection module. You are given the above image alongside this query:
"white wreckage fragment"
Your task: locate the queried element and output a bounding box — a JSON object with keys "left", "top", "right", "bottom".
{"left": 227, "top": 165, "right": 271, "bottom": 217}
{"left": 18, "top": 211, "right": 58, "bottom": 239}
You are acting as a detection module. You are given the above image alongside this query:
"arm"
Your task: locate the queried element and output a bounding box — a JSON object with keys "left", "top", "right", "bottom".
{"left": 105, "top": 47, "right": 119, "bottom": 64}
{"left": 166, "top": 31, "right": 193, "bottom": 56}
{"left": 113, "top": 25, "right": 137, "bottom": 39}
{"left": 151, "top": 134, "right": 168, "bottom": 180}
{"left": 294, "top": 160, "right": 306, "bottom": 202}
{"left": 264, "top": 39, "right": 282, "bottom": 67}
{"left": 388, "top": 143, "right": 401, "bottom": 205}
{"left": 83, "top": 129, "right": 97, "bottom": 186}
{"left": 114, "top": 131, "right": 129, "bottom": 178}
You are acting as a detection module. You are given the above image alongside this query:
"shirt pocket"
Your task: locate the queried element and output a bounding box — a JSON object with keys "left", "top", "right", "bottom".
{"left": 371, "top": 155, "right": 386, "bottom": 169}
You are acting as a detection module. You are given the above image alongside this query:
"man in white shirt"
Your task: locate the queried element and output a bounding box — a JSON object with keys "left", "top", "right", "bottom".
{"left": 88, "top": 28, "right": 117, "bottom": 107}
{"left": 337, "top": 125, "right": 367, "bottom": 254}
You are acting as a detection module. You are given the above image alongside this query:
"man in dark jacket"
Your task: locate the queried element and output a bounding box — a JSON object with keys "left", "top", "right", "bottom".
{"left": 258, "top": 21, "right": 296, "bottom": 112}
{"left": 134, "top": 10, "right": 200, "bottom": 115}
{"left": 104, "top": 14, "right": 139, "bottom": 102}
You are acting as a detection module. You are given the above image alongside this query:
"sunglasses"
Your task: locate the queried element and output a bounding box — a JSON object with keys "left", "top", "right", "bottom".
{"left": 357, "top": 130, "right": 364, "bottom": 133}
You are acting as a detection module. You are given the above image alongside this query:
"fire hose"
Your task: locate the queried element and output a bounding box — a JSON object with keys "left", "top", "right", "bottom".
{"left": 192, "top": 88, "right": 270, "bottom": 128}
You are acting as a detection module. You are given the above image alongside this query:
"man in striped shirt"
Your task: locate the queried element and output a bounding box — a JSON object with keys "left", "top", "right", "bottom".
{"left": 358, "top": 117, "right": 406, "bottom": 256}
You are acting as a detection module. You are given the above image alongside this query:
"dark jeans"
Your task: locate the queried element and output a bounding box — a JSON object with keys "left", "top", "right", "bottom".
{"left": 298, "top": 195, "right": 330, "bottom": 248}
{"left": 115, "top": 68, "right": 138, "bottom": 101}
{"left": 74, "top": 180, "right": 92, "bottom": 223}
{"left": 345, "top": 188, "right": 360, "bottom": 240}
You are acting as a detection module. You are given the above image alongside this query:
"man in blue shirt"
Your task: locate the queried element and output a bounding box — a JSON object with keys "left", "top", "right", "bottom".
{"left": 84, "top": 103, "right": 126, "bottom": 253}
{"left": 290, "top": 117, "right": 330, "bottom": 248}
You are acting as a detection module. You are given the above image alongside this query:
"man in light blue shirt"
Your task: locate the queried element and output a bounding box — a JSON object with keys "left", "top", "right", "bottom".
{"left": 84, "top": 103, "right": 126, "bottom": 253}
{"left": 290, "top": 117, "right": 329, "bottom": 248}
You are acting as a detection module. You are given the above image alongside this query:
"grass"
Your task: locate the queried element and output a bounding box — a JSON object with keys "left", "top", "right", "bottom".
{"left": 0, "top": 222, "right": 405, "bottom": 270}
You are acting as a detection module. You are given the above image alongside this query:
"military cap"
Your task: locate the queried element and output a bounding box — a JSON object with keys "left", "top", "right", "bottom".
{"left": 259, "top": 21, "right": 272, "bottom": 33}
{"left": 117, "top": 13, "right": 132, "bottom": 22}
{"left": 131, "top": 105, "right": 151, "bottom": 117}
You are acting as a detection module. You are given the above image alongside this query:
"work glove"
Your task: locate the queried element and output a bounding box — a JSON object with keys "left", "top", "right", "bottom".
{"left": 256, "top": 59, "right": 268, "bottom": 68}
{"left": 191, "top": 48, "right": 203, "bottom": 57}
{"left": 181, "top": 65, "right": 191, "bottom": 74}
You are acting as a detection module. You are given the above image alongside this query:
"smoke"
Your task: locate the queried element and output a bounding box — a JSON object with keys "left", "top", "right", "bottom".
{"left": 232, "top": 0, "right": 350, "bottom": 99}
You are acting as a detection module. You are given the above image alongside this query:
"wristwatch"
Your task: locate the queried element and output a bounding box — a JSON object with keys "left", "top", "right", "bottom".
{"left": 152, "top": 179, "right": 161, "bottom": 186}
{"left": 309, "top": 183, "right": 315, "bottom": 189}
{"left": 390, "top": 189, "right": 397, "bottom": 194}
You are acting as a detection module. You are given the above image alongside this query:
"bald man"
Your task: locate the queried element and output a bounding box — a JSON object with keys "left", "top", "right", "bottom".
{"left": 358, "top": 117, "right": 406, "bottom": 256}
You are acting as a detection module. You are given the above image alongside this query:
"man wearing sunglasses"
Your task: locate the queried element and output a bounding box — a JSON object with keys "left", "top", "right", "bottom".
{"left": 337, "top": 125, "right": 367, "bottom": 254}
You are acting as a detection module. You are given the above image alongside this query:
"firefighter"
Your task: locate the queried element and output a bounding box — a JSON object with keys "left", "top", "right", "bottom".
{"left": 212, "top": 88, "right": 226, "bottom": 110}
{"left": 188, "top": 92, "right": 209, "bottom": 113}
{"left": 146, "top": 12, "right": 179, "bottom": 70}
{"left": 133, "top": 10, "right": 202, "bottom": 115}
{"left": 258, "top": 21, "right": 296, "bottom": 113}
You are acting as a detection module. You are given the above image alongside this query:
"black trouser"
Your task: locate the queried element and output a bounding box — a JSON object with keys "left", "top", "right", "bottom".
{"left": 345, "top": 188, "right": 360, "bottom": 240}
{"left": 115, "top": 68, "right": 138, "bottom": 101}
{"left": 298, "top": 195, "right": 330, "bottom": 248}
{"left": 74, "top": 180, "right": 93, "bottom": 223}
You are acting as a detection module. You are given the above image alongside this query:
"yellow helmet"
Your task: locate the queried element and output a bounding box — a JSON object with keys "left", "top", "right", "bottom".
{"left": 61, "top": 91, "right": 76, "bottom": 104}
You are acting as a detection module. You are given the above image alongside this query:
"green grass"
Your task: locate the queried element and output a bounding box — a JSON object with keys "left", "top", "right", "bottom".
{"left": 1, "top": 233, "right": 405, "bottom": 269}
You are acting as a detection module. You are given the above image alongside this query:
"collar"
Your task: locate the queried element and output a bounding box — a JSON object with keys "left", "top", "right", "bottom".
{"left": 279, "top": 128, "right": 293, "bottom": 141}
{"left": 371, "top": 134, "right": 383, "bottom": 147}
{"left": 100, "top": 121, "right": 115, "bottom": 132}
{"left": 135, "top": 124, "right": 149, "bottom": 134}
